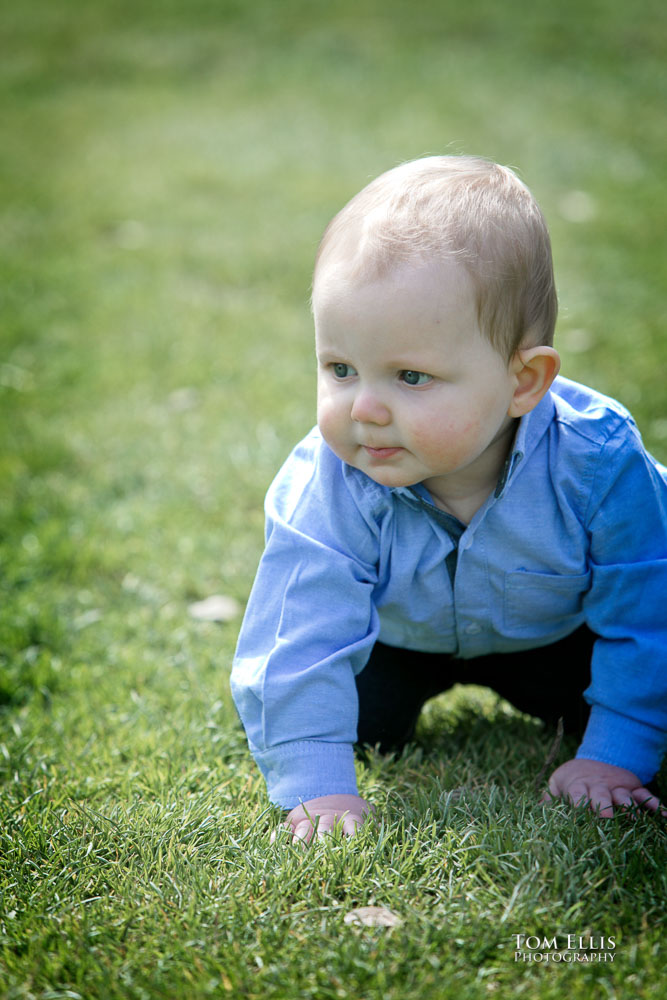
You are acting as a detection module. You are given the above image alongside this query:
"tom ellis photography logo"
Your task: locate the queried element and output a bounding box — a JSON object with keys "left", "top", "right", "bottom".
{"left": 513, "top": 933, "right": 617, "bottom": 964}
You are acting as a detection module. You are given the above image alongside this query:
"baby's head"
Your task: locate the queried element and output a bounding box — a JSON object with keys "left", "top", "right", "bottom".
{"left": 312, "top": 156, "right": 561, "bottom": 512}
{"left": 313, "top": 155, "right": 557, "bottom": 362}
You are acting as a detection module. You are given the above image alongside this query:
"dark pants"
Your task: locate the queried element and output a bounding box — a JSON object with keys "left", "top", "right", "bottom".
{"left": 355, "top": 626, "right": 597, "bottom": 752}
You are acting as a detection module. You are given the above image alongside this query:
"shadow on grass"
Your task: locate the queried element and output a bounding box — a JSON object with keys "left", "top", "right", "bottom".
{"left": 359, "top": 684, "right": 667, "bottom": 805}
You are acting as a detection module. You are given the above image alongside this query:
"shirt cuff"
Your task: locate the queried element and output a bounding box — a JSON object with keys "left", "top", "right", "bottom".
{"left": 576, "top": 704, "right": 667, "bottom": 784}
{"left": 253, "top": 740, "right": 359, "bottom": 810}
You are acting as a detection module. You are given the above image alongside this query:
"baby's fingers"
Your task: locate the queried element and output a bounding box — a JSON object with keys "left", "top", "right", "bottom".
{"left": 272, "top": 812, "right": 367, "bottom": 845}
{"left": 294, "top": 812, "right": 363, "bottom": 842}
{"left": 270, "top": 822, "right": 302, "bottom": 845}
{"left": 630, "top": 787, "right": 667, "bottom": 816}
{"left": 270, "top": 816, "right": 316, "bottom": 845}
{"left": 573, "top": 781, "right": 614, "bottom": 818}
{"left": 292, "top": 816, "right": 327, "bottom": 843}
{"left": 341, "top": 812, "right": 367, "bottom": 837}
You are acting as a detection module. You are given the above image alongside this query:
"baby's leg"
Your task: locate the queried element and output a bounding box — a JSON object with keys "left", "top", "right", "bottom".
{"left": 355, "top": 641, "right": 457, "bottom": 753}
{"left": 355, "top": 626, "right": 596, "bottom": 753}
{"left": 463, "top": 625, "right": 596, "bottom": 737}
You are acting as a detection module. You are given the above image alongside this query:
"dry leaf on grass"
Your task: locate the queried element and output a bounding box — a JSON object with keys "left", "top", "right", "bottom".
{"left": 343, "top": 906, "right": 402, "bottom": 928}
{"left": 188, "top": 595, "right": 241, "bottom": 622}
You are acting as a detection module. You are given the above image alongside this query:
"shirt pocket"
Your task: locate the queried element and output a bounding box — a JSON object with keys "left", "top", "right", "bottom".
{"left": 503, "top": 569, "right": 591, "bottom": 637}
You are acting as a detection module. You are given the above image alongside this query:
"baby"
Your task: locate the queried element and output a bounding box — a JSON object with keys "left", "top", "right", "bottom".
{"left": 231, "top": 156, "right": 667, "bottom": 841}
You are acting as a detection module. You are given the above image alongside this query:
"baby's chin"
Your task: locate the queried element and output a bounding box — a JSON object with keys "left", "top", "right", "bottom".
{"left": 365, "top": 472, "right": 420, "bottom": 489}
{"left": 352, "top": 459, "right": 421, "bottom": 490}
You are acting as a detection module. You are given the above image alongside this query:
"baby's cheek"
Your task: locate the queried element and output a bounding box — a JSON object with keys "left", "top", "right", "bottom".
{"left": 317, "top": 399, "right": 336, "bottom": 437}
{"left": 317, "top": 400, "right": 349, "bottom": 454}
{"left": 412, "top": 417, "right": 466, "bottom": 459}
{"left": 432, "top": 421, "right": 487, "bottom": 473}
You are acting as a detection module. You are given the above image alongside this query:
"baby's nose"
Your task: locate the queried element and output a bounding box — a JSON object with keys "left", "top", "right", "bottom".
{"left": 350, "top": 387, "right": 391, "bottom": 425}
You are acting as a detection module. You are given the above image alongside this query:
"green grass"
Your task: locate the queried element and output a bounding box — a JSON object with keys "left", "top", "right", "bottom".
{"left": 1, "top": 0, "right": 666, "bottom": 997}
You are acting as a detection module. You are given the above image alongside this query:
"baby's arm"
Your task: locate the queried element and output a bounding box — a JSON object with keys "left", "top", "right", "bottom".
{"left": 273, "top": 794, "right": 374, "bottom": 843}
{"left": 553, "top": 426, "right": 667, "bottom": 819}
{"left": 542, "top": 758, "right": 665, "bottom": 817}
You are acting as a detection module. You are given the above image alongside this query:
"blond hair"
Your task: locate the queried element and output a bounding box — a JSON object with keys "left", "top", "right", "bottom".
{"left": 313, "top": 155, "right": 557, "bottom": 361}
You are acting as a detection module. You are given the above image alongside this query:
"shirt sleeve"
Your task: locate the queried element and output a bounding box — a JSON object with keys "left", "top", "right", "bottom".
{"left": 230, "top": 432, "right": 382, "bottom": 808}
{"left": 577, "top": 419, "right": 667, "bottom": 782}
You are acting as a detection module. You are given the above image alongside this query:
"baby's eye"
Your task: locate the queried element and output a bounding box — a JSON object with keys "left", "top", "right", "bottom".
{"left": 331, "top": 363, "right": 357, "bottom": 379}
{"left": 400, "top": 370, "right": 432, "bottom": 386}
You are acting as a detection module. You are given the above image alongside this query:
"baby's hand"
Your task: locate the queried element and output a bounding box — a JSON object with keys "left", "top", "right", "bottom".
{"left": 542, "top": 758, "right": 665, "bottom": 818}
{"left": 273, "top": 794, "right": 374, "bottom": 844}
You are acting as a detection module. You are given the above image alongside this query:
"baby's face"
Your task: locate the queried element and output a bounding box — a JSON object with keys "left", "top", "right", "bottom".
{"left": 314, "top": 258, "right": 521, "bottom": 510}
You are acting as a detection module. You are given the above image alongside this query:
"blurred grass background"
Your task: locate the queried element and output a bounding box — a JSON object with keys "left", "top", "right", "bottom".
{"left": 3, "top": 0, "right": 666, "bottom": 619}
{"left": 1, "top": 1, "right": 666, "bottom": 997}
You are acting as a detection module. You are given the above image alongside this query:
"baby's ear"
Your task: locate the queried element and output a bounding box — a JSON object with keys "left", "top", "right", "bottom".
{"left": 508, "top": 346, "right": 560, "bottom": 418}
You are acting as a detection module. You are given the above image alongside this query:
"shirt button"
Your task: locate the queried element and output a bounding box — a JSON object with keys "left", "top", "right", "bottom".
{"left": 464, "top": 623, "right": 482, "bottom": 635}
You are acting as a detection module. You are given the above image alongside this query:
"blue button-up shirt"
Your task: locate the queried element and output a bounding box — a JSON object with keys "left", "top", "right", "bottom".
{"left": 231, "top": 377, "right": 667, "bottom": 808}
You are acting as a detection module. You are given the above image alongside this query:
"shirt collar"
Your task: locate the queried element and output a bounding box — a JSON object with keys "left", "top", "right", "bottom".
{"left": 494, "top": 386, "right": 557, "bottom": 498}
{"left": 504, "top": 386, "right": 556, "bottom": 485}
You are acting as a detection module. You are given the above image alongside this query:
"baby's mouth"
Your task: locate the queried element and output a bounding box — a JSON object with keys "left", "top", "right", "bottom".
{"left": 363, "top": 445, "right": 404, "bottom": 459}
